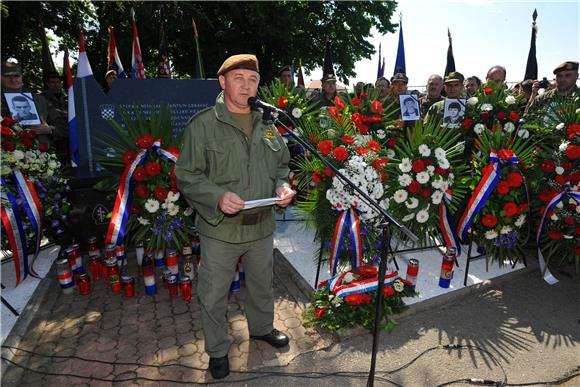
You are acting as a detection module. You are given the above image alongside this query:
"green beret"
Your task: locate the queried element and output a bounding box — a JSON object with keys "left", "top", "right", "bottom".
{"left": 217, "top": 54, "right": 259, "bottom": 76}
{"left": 553, "top": 61, "right": 579, "bottom": 74}
{"left": 445, "top": 71, "right": 465, "bottom": 84}
{"left": 2, "top": 61, "right": 21, "bottom": 76}
{"left": 391, "top": 73, "right": 408, "bottom": 83}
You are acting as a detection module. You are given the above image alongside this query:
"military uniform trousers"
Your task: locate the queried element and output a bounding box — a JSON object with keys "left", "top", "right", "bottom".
{"left": 198, "top": 233, "right": 275, "bottom": 357}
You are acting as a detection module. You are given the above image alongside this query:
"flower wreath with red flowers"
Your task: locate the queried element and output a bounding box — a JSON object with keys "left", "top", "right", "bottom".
{"left": 1, "top": 116, "right": 71, "bottom": 253}
{"left": 304, "top": 265, "right": 416, "bottom": 332}
{"left": 94, "top": 107, "right": 195, "bottom": 252}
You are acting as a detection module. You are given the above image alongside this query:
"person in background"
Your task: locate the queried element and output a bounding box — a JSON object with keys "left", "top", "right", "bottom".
{"left": 375, "top": 76, "right": 390, "bottom": 99}
{"left": 278, "top": 65, "right": 293, "bottom": 88}
{"left": 425, "top": 71, "right": 465, "bottom": 124}
{"left": 464, "top": 75, "right": 482, "bottom": 97}
{"left": 103, "top": 69, "right": 117, "bottom": 93}
{"left": 486, "top": 65, "right": 507, "bottom": 87}
{"left": 41, "top": 70, "right": 69, "bottom": 162}
{"left": 314, "top": 72, "right": 337, "bottom": 108}
{"left": 419, "top": 74, "right": 443, "bottom": 116}
{"left": 526, "top": 61, "right": 579, "bottom": 114}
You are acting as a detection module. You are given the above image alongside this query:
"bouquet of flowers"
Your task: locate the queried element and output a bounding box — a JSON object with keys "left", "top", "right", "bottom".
{"left": 94, "top": 107, "right": 195, "bottom": 252}
{"left": 304, "top": 265, "right": 416, "bottom": 332}
{"left": 383, "top": 120, "right": 468, "bottom": 245}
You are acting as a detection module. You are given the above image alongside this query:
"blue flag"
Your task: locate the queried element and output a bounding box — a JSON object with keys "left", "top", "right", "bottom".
{"left": 393, "top": 15, "right": 406, "bottom": 75}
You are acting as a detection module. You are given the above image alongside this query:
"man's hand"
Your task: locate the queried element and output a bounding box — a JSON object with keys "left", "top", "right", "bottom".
{"left": 275, "top": 185, "right": 296, "bottom": 208}
{"left": 27, "top": 119, "right": 53, "bottom": 135}
{"left": 219, "top": 192, "right": 245, "bottom": 215}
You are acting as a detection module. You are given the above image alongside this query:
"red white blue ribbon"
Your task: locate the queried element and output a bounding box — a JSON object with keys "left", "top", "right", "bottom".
{"left": 328, "top": 208, "right": 364, "bottom": 276}
{"left": 1, "top": 182, "right": 28, "bottom": 287}
{"left": 105, "top": 140, "right": 178, "bottom": 246}
{"left": 536, "top": 183, "right": 580, "bottom": 285}
{"left": 326, "top": 270, "right": 399, "bottom": 299}
{"left": 439, "top": 189, "right": 462, "bottom": 257}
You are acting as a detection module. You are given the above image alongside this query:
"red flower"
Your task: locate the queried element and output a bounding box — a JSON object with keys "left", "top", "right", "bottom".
{"left": 383, "top": 286, "right": 395, "bottom": 297}
{"left": 350, "top": 112, "right": 363, "bottom": 126}
{"left": 136, "top": 134, "right": 154, "bottom": 148}
{"left": 517, "top": 203, "right": 528, "bottom": 215}
{"left": 26, "top": 131, "right": 37, "bottom": 140}
{"left": 130, "top": 206, "right": 141, "bottom": 215}
{"left": 497, "top": 111, "right": 507, "bottom": 121}
{"left": 503, "top": 202, "right": 518, "bottom": 217}
{"left": 145, "top": 161, "right": 161, "bottom": 176}
{"left": 351, "top": 97, "right": 361, "bottom": 107}
{"left": 135, "top": 184, "right": 150, "bottom": 199}
{"left": 2, "top": 117, "right": 16, "bottom": 126}
{"left": 355, "top": 146, "right": 368, "bottom": 156}
{"left": 312, "top": 171, "right": 323, "bottom": 185}
{"left": 371, "top": 158, "right": 389, "bottom": 171}
{"left": 133, "top": 166, "right": 147, "bottom": 181}
{"left": 317, "top": 140, "right": 333, "bottom": 155}
{"left": 328, "top": 107, "right": 339, "bottom": 118}
{"left": 484, "top": 87, "right": 493, "bottom": 95}
{"left": 355, "top": 265, "right": 378, "bottom": 277}
{"left": 367, "top": 140, "right": 380, "bottom": 152}
{"left": 570, "top": 172, "right": 580, "bottom": 185}
{"left": 565, "top": 144, "right": 580, "bottom": 159}
{"left": 344, "top": 294, "right": 363, "bottom": 305}
{"left": 370, "top": 100, "right": 383, "bottom": 113}
{"left": 497, "top": 149, "right": 514, "bottom": 160}
{"left": 22, "top": 138, "right": 33, "bottom": 149}
{"left": 17, "top": 130, "right": 27, "bottom": 139}
{"left": 564, "top": 216, "right": 575, "bottom": 225}
{"left": 566, "top": 123, "right": 580, "bottom": 139}
{"left": 482, "top": 214, "right": 498, "bottom": 228}
{"left": 2, "top": 140, "right": 15, "bottom": 151}
{"left": 508, "top": 111, "right": 520, "bottom": 122}
{"left": 421, "top": 188, "right": 432, "bottom": 198}
{"left": 407, "top": 180, "right": 421, "bottom": 194}
{"left": 333, "top": 96, "right": 345, "bottom": 110}
{"left": 548, "top": 229, "right": 564, "bottom": 241}
{"left": 412, "top": 159, "right": 425, "bottom": 173}
{"left": 480, "top": 112, "right": 490, "bottom": 121}
{"left": 380, "top": 171, "right": 389, "bottom": 183}
{"left": 357, "top": 124, "right": 369, "bottom": 134}
{"left": 387, "top": 137, "right": 397, "bottom": 147}
{"left": 122, "top": 150, "right": 137, "bottom": 164}
{"left": 153, "top": 187, "right": 169, "bottom": 201}
{"left": 562, "top": 162, "right": 573, "bottom": 170}
{"left": 333, "top": 146, "right": 349, "bottom": 161}
{"left": 461, "top": 118, "right": 474, "bottom": 129}
{"left": 168, "top": 164, "right": 176, "bottom": 179}
{"left": 496, "top": 181, "right": 510, "bottom": 195}
{"left": 360, "top": 293, "right": 372, "bottom": 304}
{"left": 38, "top": 143, "right": 49, "bottom": 153}
{"left": 539, "top": 160, "right": 556, "bottom": 174}
{"left": 1, "top": 126, "right": 13, "bottom": 137}
{"left": 434, "top": 166, "right": 448, "bottom": 176}
{"left": 359, "top": 92, "right": 368, "bottom": 99}
{"left": 507, "top": 172, "right": 522, "bottom": 188}
{"left": 277, "top": 96, "right": 289, "bottom": 108}
{"left": 341, "top": 135, "right": 355, "bottom": 144}
{"left": 555, "top": 174, "right": 569, "bottom": 186}
{"left": 325, "top": 167, "right": 333, "bottom": 177}
{"left": 314, "top": 307, "right": 328, "bottom": 319}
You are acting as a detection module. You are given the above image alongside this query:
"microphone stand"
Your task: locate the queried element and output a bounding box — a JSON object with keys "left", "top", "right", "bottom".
{"left": 262, "top": 108, "right": 418, "bottom": 387}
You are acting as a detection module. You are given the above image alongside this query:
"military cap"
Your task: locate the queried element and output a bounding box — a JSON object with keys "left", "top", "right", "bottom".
{"left": 391, "top": 73, "right": 408, "bottom": 83}
{"left": 105, "top": 69, "right": 117, "bottom": 78}
{"left": 1, "top": 61, "right": 22, "bottom": 76}
{"left": 322, "top": 73, "right": 336, "bottom": 82}
{"left": 43, "top": 71, "right": 62, "bottom": 80}
{"left": 278, "top": 65, "right": 292, "bottom": 75}
{"left": 217, "top": 54, "right": 259, "bottom": 76}
{"left": 444, "top": 71, "right": 465, "bottom": 84}
{"left": 553, "top": 61, "right": 579, "bottom": 74}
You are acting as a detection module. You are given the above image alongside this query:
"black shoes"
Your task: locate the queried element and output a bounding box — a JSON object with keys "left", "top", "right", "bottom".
{"left": 250, "top": 329, "right": 289, "bottom": 348}
{"left": 208, "top": 355, "right": 230, "bottom": 379}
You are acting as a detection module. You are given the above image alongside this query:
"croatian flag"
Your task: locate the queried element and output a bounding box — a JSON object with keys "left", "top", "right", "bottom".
{"left": 131, "top": 8, "right": 146, "bottom": 79}
{"left": 108, "top": 26, "right": 126, "bottom": 78}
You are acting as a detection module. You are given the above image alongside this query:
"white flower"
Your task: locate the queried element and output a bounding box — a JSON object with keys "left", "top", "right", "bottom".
{"left": 344, "top": 272, "right": 354, "bottom": 283}
{"left": 559, "top": 141, "right": 569, "bottom": 152}
{"left": 505, "top": 95, "right": 517, "bottom": 105}
{"left": 515, "top": 214, "right": 526, "bottom": 228}
{"left": 416, "top": 171, "right": 430, "bottom": 184}
{"left": 418, "top": 144, "right": 431, "bottom": 157}
{"left": 438, "top": 158, "right": 450, "bottom": 169}
{"left": 25, "top": 151, "right": 37, "bottom": 160}
{"left": 556, "top": 123, "right": 566, "bottom": 130}
{"left": 145, "top": 199, "right": 160, "bottom": 213}
{"left": 467, "top": 97, "right": 478, "bottom": 106}
{"left": 416, "top": 209, "right": 429, "bottom": 223}
{"left": 167, "top": 191, "right": 180, "bottom": 202}
{"left": 402, "top": 213, "right": 415, "bottom": 222}
{"left": 481, "top": 103, "right": 493, "bottom": 112}
{"left": 380, "top": 197, "right": 390, "bottom": 209}
{"left": 503, "top": 122, "right": 515, "bottom": 133}
{"left": 555, "top": 166, "right": 565, "bottom": 175}
{"left": 431, "top": 178, "right": 443, "bottom": 190}
{"left": 405, "top": 197, "right": 419, "bottom": 209}
{"left": 166, "top": 203, "right": 180, "bottom": 216}
{"left": 393, "top": 189, "right": 408, "bottom": 203}
{"left": 137, "top": 216, "right": 150, "bottom": 225}
{"left": 517, "top": 129, "right": 530, "bottom": 139}
{"left": 431, "top": 190, "right": 443, "bottom": 205}
{"left": 48, "top": 160, "right": 58, "bottom": 169}
{"left": 376, "top": 129, "right": 386, "bottom": 139}
{"left": 184, "top": 207, "right": 194, "bottom": 216}
{"left": 434, "top": 147, "right": 446, "bottom": 160}
{"left": 399, "top": 158, "right": 412, "bottom": 173}
{"left": 500, "top": 225, "right": 512, "bottom": 234}
{"left": 393, "top": 279, "right": 404, "bottom": 292}
{"left": 550, "top": 213, "right": 559, "bottom": 221}
{"left": 577, "top": 205, "right": 580, "bottom": 214}
{"left": 485, "top": 230, "right": 498, "bottom": 240}
{"left": 556, "top": 201, "right": 563, "bottom": 209}
{"left": 398, "top": 174, "right": 412, "bottom": 187}
{"left": 426, "top": 165, "right": 435, "bottom": 176}
{"left": 385, "top": 149, "right": 396, "bottom": 158}
{"left": 474, "top": 123, "right": 486, "bottom": 135}
{"left": 291, "top": 108, "right": 302, "bottom": 118}
{"left": 13, "top": 150, "right": 25, "bottom": 160}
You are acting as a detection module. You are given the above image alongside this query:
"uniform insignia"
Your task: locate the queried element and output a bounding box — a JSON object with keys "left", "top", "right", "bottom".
{"left": 264, "top": 129, "right": 277, "bottom": 139}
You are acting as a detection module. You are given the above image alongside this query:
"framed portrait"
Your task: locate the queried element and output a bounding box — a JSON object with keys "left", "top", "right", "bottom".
{"left": 399, "top": 94, "right": 420, "bottom": 121}
{"left": 3, "top": 92, "right": 41, "bottom": 125}
{"left": 442, "top": 98, "right": 466, "bottom": 128}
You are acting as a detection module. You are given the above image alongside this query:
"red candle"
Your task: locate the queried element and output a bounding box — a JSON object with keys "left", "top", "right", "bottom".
{"left": 77, "top": 273, "right": 91, "bottom": 296}
{"left": 180, "top": 276, "right": 192, "bottom": 302}
{"left": 89, "top": 256, "right": 103, "bottom": 281}
{"left": 122, "top": 276, "right": 135, "bottom": 297}
{"left": 167, "top": 275, "right": 178, "bottom": 297}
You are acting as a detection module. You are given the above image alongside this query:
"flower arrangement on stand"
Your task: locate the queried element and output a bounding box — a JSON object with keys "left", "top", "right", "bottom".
{"left": 94, "top": 108, "right": 195, "bottom": 252}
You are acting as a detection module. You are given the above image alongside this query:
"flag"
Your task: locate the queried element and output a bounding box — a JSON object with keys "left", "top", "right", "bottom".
{"left": 524, "top": 9, "right": 538, "bottom": 80}
{"left": 131, "top": 8, "right": 146, "bottom": 79}
{"left": 297, "top": 60, "right": 305, "bottom": 88}
{"left": 77, "top": 29, "right": 93, "bottom": 78}
{"left": 376, "top": 43, "right": 383, "bottom": 79}
{"left": 444, "top": 28, "right": 456, "bottom": 76}
{"left": 107, "top": 26, "right": 126, "bottom": 78}
{"left": 393, "top": 14, "right": 406, "bottom": 75}
{"left": 63, "top": 47, "right": 78, "bottom": 166}
{"left": 39, "top": 26, "right": 58, "bottom": 79}
{"left": 381, "top": 58, "right": 385, "bottom": 78}
{"left": 157, "top": 23, "right": 171, "bottom": 78}
{"left": 322, "top": 40, "right": 335, "bottom": 78}
{"left": 192, "top": 17, "right": 205, "bottom": 79}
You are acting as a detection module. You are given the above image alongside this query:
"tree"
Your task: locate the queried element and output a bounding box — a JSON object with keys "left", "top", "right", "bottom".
{"left": 1, "top": 1, "right": 398, "bottom": 89}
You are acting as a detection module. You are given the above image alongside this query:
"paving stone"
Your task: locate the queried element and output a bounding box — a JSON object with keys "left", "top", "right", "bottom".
{"left": 155, "top": 346, "right": 180, "bottom": 364}
{"left": 96, "top": 336, "right": 118, "bottom": 352}
{"left": 138, "top": 311, "right": 155, "bottom": 322}
{"left": 60, "top": 326, "right": 81, "bottom": 338}
{"left": 175, "top": 332, "right": 195, "bottom": 346}
{"left": 177, "top": 343, "right": 197, "bottom": 357}
{"left": 171, "top": 302, "right": 189, "bottom": 315}
{"left": 118, "top": 323, "right": 140, "bottom": 336}
{"left": 229, "top": 319, "right": 247, "bottom": 333}
{"left": 157, "top": 335, "right": 177, "bottom": 349}
{"left": 115, "top": 343, "right": 138, "bottom": 362}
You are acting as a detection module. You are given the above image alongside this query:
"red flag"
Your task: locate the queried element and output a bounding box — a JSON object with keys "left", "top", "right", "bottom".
{"left": 131, "top": 8, "right": 146, "bottom": 79}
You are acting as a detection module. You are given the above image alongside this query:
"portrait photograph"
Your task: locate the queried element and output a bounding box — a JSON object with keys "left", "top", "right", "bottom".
{"left": 442, "top": 98, "right": 466, "bottom": 128}
{"left": 4, "top": 92, "right": 41, "bottom": 125}
{"left": 399, "top": 94, "right": 420, "bottom": 121}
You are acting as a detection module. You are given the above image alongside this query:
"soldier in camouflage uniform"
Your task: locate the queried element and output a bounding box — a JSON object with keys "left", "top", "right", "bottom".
{"left": 425, "top": 71, "right": 465, "bottom": 126}
{"left": 526, "top": 61, "right": 579, "bottom": 116}
{"left": 419, "top": 74, "right": 444, "bottom": 117}
{"left": 41, "top": 71, "right": 69, "bottom": 163}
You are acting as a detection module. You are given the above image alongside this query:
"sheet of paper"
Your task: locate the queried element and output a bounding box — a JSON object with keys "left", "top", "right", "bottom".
{"left": 243, "top": 197, "right": 279, "bottom": 210}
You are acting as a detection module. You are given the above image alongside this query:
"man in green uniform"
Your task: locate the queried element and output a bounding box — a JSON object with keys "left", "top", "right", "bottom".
{"left": 41, "top": 71, "right": 69, "bottom": 163}
{"left": 526, "top": 61, "right": 579, "bottom": 115}
{"left": 425, "top": 71, "right": 465, "bottom": 125}
{"left": 383, "top": 72, "right": 408, "bottom": 121}
{"left": 175, "top": 54, "right": 295, "bottom": 380}
{"left": 419, "top": 74, "right": 443, "bottom": 116}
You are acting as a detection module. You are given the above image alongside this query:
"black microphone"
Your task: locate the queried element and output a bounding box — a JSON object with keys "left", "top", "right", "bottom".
{"left": 247, "top": 96, "right": 284, "bottom": 114}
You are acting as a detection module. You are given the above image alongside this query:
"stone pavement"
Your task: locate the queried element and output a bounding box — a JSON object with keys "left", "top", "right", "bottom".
{"left": 0, "top": 250, "right": 333, "bottom": 386}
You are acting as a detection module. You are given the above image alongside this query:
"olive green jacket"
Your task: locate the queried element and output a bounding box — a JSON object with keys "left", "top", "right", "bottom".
{"left": 175, "top": 92, "right": 290, "bottom": 243}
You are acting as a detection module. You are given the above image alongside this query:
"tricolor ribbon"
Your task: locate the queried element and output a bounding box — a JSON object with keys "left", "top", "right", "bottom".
{"left": 438, "top": 189, "right": 462, "bottom": 257}
{"left": 105, "top": 140, "right": 178, "bottom": 246}
{"left": 1, "top": 182, "right": 28, "bottom": 287}
{"left": 536, "top": 183, "right": 580, "bottom": 285}
{"left": 328, "top": 208, "right": 364, "bottom": 276}
{"left": 325, "top": 270, "right": 399, "bottom": 299}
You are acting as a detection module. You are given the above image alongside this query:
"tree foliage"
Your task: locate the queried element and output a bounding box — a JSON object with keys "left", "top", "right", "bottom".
{"left": 1, "top": 1, "right": 397, "bottom": 89}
